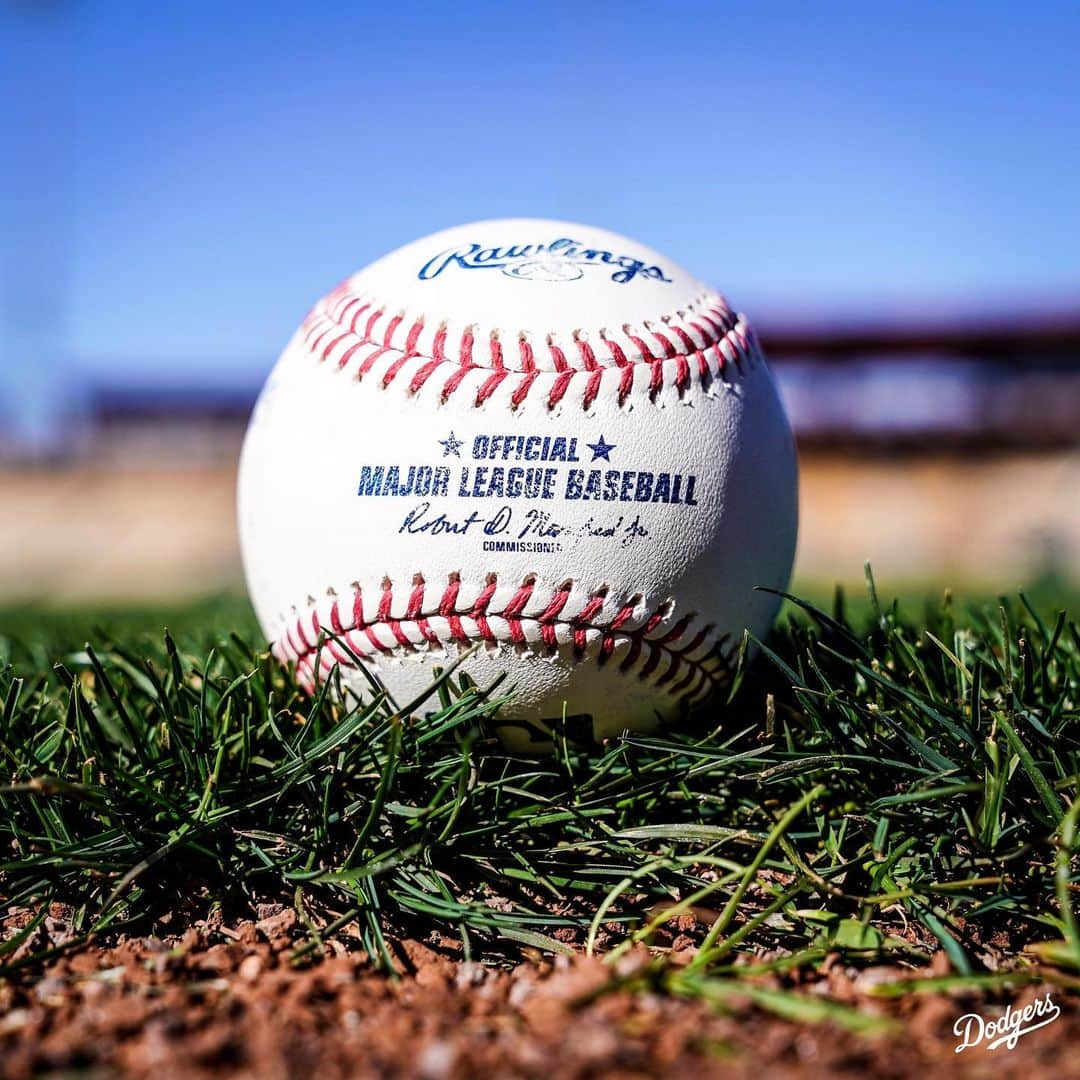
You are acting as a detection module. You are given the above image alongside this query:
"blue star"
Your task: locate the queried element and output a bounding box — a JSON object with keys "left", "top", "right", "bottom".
{"left": 438, "top": 431, "right": 464, "bottom": 458}
{"left": 587, "top": 435, "right": 616, "bottom": 462}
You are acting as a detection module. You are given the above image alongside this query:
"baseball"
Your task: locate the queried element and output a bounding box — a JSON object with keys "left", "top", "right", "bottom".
{"left": 238, "top": 220, "right": 798, "bottom": 747}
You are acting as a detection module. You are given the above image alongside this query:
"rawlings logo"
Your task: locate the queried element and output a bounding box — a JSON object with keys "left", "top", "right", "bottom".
{"left": 417, "top": 238, "right": 673, "bottom": 285}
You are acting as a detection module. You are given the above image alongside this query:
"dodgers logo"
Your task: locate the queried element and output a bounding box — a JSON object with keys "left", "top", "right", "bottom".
{"left": 953, "top": 993, "right": 1061, "bottom": 1053}
{"left": 418, "top": 237, "right": 673, "bottom": 285}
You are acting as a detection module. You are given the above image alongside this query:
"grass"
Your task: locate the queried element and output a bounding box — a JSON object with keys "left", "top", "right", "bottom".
{"left": 1, "top": 569, "right": 1078, "bottom": 1020}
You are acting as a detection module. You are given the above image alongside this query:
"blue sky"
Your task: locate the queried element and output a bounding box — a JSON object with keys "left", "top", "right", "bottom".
{"left": 2, "top": 1, "right": 1079, "bottom": 388}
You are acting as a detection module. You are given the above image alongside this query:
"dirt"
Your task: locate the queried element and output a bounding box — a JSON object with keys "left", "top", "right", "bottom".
{"left": 1, "top": 912, "right": 1076, "bottom": 1079}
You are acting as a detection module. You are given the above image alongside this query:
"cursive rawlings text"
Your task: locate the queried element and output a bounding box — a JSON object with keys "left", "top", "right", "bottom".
{"left": 418, "top": 237, "right": 672, "bottom": 285}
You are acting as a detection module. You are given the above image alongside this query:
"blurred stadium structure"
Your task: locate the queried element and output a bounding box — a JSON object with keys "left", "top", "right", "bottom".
{"left": 773, "top": 314, "right": 1080, "bottom": 451}
{"left": 1, "top": 313, "right": 1077, "bottom": 603}
{"left": 8, "top": 312, "right": 1073, "bottom": 463}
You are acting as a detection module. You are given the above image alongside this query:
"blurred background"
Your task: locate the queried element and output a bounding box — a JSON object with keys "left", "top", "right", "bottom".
{"left": 1, "top": 1, "right": 1078, "bottom": 608}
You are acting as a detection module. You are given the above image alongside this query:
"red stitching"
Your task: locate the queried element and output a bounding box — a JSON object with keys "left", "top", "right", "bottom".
{"left": 362, "top": 309, "right": 383, "bottom": 340}
{"left": 603, "top": 335, "right": 629, "bottom": 366}
{"left": 651, "top": 328, "right": 677, "bottom": 359}
{"left": 489, "top": 333, "right": 504, "bottom": 370}
{"left": 670, "top": 325, "right": 697, "bottom": 353}
{"left": 307, "top": 324, "right": 334, "bottom": 354}
{"left": 649, "top": 360, "right": 664, "bottom": 398}
{"left": 409, "top": 358, "right": 442, "bottom": 394}
{"left": 511, "top": 371, "right": 538, "bottom": 409}
{"left": 699, "top": 310, "right": 726, "bottom": 336}
{"left": 432, "top": 324, "right": 447, "bottom": 363}
{"left": 696, "top": 349, "right": 710, "bottom": 381}
{"left": 476, "top": 369, "right": 508, "bottom": 406}
{"left": 349, "top": 302, "right": 372, "bottom": 333}
{"left": 382, "top": 352, "right": 412, "bottom": 388}
{"left": 321, "top": 333, "right": 349, "bottom": 362}
{"left": 583, "top": 370, "right": 603, "bottom": 411}
{"left": 404, "top": 318, "right": 424, "bottom": 355}
{"left": 574, "top": 335, "right": 599, "bottom": 371}
{"left": 674, "top": 356, "right": 691, "bottom": 394}
{"left": 441, "top": 365, "right": 474, "bottom": 402}
{"left": 276, "top": 577, "right": 730, "bottom": 706}
{"left": 338, "top": 296, "right": 363, "bottom": 324}
{"left": 358, "top": 346, "right": 390, "bottom": 378}
{"left": 382, "top": 313, "right": 404, "bottom": 348}
{"left": 548, "top": 340, "right": 570, "bottom": 373}
{"left": 518, "top": 335, "right": 536, "bottom": 372}
{"left": 626, "top": 332, "right": 655, "bottom": 361}
{"left": 299, "top": 284, "right": 757, "bottom": 410}
{"left": 548, "top": 371, "right": 575, "bottom": 409}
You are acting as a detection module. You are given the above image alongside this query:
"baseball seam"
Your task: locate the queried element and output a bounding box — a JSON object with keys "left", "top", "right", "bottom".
{"left": 273, "top": 574, "right": 731, "bottom": 707}
{"left": 299, "top": 283, "right": 760, "bottom": 410}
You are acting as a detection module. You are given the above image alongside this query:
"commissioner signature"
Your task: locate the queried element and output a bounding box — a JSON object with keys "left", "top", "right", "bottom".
{"left": 398, "top": 502, "right": 651, "bottom": 547}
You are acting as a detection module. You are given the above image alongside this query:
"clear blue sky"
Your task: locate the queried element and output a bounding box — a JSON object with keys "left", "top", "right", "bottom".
{"left": 2, "top": 1, "right": 1079, "bottom": 389}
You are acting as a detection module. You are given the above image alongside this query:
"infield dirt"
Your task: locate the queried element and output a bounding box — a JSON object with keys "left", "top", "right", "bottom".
{"left": 1, "top": 912, "right": 1075, "bottom": 1080}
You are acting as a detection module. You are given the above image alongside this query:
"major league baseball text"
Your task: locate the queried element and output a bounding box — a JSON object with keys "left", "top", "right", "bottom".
{"left": 238, "top": 220, "right": 798, "bottom": 746}
{"left": 362, "top": 431, "right": 697, "bottom": 555}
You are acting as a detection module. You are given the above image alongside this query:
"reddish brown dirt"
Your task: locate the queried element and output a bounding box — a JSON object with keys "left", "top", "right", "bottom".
{"left": 1, "top": 913, "right": 1076, "bottom": 1079}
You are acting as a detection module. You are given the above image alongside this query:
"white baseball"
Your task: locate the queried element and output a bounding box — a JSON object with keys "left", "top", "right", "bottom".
{"left": 238, "top": 219, "right": 798, "bottom": 747}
